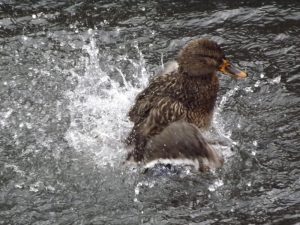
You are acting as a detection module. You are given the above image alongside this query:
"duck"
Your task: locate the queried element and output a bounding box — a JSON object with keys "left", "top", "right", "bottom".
{"left": 125, "top": 38, "right": 247, "bottom": 172}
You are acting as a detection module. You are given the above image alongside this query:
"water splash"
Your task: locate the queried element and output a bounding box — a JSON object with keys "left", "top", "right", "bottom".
{"left": 134, "top": 180, "right": 155, "bottom": 202}
{"left": 65, "top": 32, "right": 238, "bottom": 171}
{"left": 65, "top": 35, "right": 149, "bottom": 167}
{"left": 210, "top": 87, "right": 241, "bottom": 159}
{"left": 208, "top": 179, "right": 224, "bottom": 192}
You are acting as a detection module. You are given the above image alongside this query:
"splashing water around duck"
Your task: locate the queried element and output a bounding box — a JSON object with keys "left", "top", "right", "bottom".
{"left": 65, "top": 36, "right": 145, "bottom": 167}
{"left": 65, "top": 34, "right": 244, "bottom": 175}
{"left": 125, "top": 39, "right": 247, "bottom": 172}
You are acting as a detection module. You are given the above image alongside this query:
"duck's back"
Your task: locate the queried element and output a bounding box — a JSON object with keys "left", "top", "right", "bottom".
{"left": 127, "top": 70, "right": 219, "bottom": 148}
{"left": 128, "top": 70, "right": 182, "bottom": 126}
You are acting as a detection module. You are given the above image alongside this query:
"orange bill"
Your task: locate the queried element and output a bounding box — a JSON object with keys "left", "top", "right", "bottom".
{"left": 219, "top": 59, "right": 247, "bottom": 78}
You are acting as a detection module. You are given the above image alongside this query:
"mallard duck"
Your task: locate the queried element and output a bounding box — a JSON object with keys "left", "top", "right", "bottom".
{"left": 125, "top": 38, "right": 247, "bottom": 172}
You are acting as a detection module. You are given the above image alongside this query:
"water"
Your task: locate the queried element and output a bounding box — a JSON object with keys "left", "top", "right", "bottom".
{"left": 1, "top": 0, "right": 300, "bottom": 224}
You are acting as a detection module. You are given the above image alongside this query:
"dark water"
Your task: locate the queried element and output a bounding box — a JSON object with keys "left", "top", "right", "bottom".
{"left": 1, "top": 0, "right": 300, "bottom": 224}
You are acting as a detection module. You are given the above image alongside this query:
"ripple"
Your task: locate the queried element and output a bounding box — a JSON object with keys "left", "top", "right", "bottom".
{"left": 1, "top": 1, "right": 300, "bottom": 224}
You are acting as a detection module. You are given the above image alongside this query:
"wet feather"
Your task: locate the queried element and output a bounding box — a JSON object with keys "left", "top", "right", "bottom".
{"left": 125, "top": 38, "right": 242, "bottom": 171}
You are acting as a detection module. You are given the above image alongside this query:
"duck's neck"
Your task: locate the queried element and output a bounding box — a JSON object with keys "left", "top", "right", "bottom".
{"left": 179, "top": 73, "right": 219, "bottom": 110}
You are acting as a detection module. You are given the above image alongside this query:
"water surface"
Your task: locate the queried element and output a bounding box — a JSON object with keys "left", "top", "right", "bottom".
{"left": 1, "top": 0, "right": 300, "bottom": 224}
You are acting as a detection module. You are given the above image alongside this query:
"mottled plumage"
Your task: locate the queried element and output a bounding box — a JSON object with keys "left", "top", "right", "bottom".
{"left": 125, "top": 38, "right": 247, "bottom": 171}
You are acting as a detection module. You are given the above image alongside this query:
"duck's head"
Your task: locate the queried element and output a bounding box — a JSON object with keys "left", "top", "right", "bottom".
{"left": 178, "top": 39, "right": 247, "bottom": 78}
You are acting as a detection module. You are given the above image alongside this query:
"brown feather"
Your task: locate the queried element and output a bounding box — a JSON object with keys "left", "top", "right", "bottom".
{"left": 125, "top": 38, "right": 227, "bottom": 171}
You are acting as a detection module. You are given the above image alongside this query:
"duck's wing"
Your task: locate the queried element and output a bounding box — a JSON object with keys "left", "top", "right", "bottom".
{"left": 127, "top": 91, "right": 153, "bottom": 125}
{"left": 144, "top": 122, "right": 224, "bottom": 172}
{"left": 126, "top": 75, "right": 186, "bottom": 146}
{"left": 126, "top": 95, "right": 186, "bottom": 157}
{"left": 138, "top": 96, "right": 186, "bottom": 136}
{"left": 128, "top": 72, "right": 177, "bottom": 124}
{"left": 126, "top": 70, "right": 186, "bottom": 152}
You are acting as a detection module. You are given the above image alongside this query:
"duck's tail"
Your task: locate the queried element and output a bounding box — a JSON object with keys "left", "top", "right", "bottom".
{"left": 127, "top": 122, "right": 223, "bottom": 172}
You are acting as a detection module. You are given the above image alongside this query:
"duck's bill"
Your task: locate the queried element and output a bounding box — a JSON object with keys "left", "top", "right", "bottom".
{"left": 219, "top": 59, "right": 247, "bottom": 78}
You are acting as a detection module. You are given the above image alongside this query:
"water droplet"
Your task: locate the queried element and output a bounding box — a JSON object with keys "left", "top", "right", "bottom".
{"left": 244, "top": 87, "right": 253, "bottom": 93}
{"left": 251, "top": 151, "right": 256, "bottom": 156}
{"left": 274, "top": 33, "right": 289, "bottom": 41}
{"left": 46, "top": 185, "right": 55, "bottom": 193}
{"left": 253, "top": 141, "right": 257, "bottom": 146}
{"left": 14, "top": 183, "right": 24, "bottom": 189}
{"left": 208, "top": 179, "right": 224, "bottom": 192}
{"left": 32, "top": 14, "right": 37, "bottom": 19}
{"left": 270, "top": 76, "right": 281, "bottom": 84}
{"left": 254, "top": 80, "right": 260, "bottom": 87}
{"left": 30, "top": 181, "right": 45, "bottom": 192}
